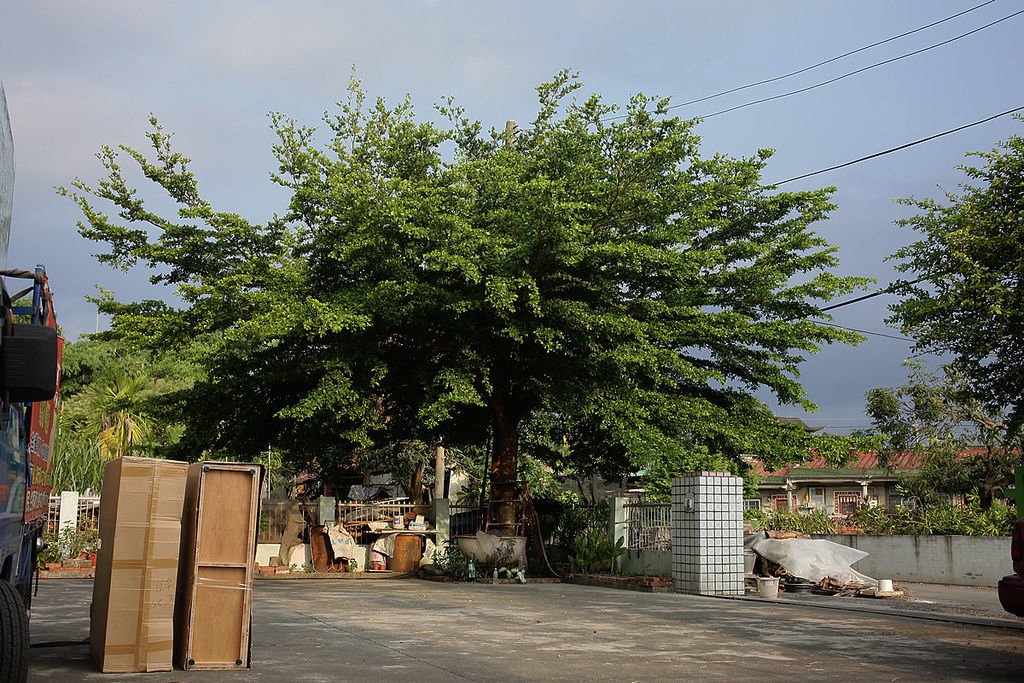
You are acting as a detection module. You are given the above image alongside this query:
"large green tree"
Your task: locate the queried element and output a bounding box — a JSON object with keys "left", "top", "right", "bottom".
{"left": 65, "top": 73, "right": 864, "bottom": 522}
{"left": 888, "top": 120, "right": 1024, "bottom": 432}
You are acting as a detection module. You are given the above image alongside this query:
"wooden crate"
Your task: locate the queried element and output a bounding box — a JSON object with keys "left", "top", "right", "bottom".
{"left": 175, "top": 462, "right": 263, "bottom": 670}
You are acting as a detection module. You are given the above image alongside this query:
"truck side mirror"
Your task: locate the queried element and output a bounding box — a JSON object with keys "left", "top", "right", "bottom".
{"left": 1, "top": 323, "right": 58, "bottom": 403}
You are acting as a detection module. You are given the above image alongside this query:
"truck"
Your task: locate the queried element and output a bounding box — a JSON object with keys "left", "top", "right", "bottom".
{"left": 0, "top": 82, "right": 62, "bottom": 682}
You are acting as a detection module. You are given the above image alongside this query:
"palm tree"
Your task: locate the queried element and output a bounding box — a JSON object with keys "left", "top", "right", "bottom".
{"left": 85, "top": 369, "right": 153, "bottom": 459}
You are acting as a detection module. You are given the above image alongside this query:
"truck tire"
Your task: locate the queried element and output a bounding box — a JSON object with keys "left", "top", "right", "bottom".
{"left": 0, "top": 580, "right": 29, "bottom": 683}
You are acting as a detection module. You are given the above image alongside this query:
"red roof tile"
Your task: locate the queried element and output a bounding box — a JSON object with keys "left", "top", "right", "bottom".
{"left": 753, "top": 451, "right": 924, "bottom": 478}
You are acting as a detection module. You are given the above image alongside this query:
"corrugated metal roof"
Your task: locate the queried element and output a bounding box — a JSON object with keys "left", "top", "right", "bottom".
{"left": 754, "top": 451, "right": 924, "bottom": 478}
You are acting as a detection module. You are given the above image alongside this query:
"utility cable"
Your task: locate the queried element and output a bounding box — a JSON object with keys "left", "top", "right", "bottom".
{"left": 600, "top": 1, "right": 1007, "bottom": 122}
{"left": 793, "top": 274, "right": 932, "bottom": 318}
{"left": 812, "top": 319, "right": 916, "bottom": 343}
{"left": 773, "top": 105, "right": 1024, "bottom": 185}
{"left": 700, "top": 7, "right": 1024, "bottom": 119}
{"left": 668, "top": 0, "right": 995, "bottom": 111}
{"left": 782, "top": 274, "right": 930, "bottom": 322}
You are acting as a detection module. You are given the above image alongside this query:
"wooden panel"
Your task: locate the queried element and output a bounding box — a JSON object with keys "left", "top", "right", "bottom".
{"left": 189, "top": 566, "right": 247, "bottom": 665}
{"left": 197, "top": 469, "right": 256, "bottom": 565}
{"left": 176, "top": 462, "right": 262, "bottom": 670}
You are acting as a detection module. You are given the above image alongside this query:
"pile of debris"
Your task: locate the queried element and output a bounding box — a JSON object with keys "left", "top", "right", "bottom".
{"left": 814, "top": 576, "right": 908, "bottom": 599}
{"left": 745, "top": 530, "right": 908, "bottom": 600}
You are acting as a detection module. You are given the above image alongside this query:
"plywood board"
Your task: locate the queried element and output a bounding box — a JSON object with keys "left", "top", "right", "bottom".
{"left": 176, "top": 462, "right": 262, "bottom": 670}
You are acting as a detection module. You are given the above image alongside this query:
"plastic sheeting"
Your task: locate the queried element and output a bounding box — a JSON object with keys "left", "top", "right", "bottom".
{"left": 746, "top": 533, "right": 877, "bottom": 586}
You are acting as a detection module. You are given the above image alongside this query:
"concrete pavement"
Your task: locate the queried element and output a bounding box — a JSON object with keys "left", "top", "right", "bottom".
{"left": 28, "top": 578, "right": 1024, "bottom": 681}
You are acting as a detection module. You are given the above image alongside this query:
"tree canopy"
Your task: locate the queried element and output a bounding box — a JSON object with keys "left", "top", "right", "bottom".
{"left": 888, "top": 119, "right": 1024, "bottom": 433}
{"left": 866, "top": 361, "right": 1023, "bottom": 508}
{"left": 64, "top": 72, "right": 866, "bottom": 508}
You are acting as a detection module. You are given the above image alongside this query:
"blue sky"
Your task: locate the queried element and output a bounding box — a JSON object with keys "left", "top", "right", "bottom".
{"left": 2, "top": 1, "right": 1022, "bottom": 431}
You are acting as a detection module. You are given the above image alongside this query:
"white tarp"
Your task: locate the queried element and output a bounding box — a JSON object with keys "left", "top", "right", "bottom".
{"left": 746, "top": 533, "right": 877, "bottom": 586}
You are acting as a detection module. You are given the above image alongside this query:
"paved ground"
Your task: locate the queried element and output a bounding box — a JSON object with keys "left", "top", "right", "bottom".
{"left": 28, "top": 578, "right": 1024, "bottom": 681}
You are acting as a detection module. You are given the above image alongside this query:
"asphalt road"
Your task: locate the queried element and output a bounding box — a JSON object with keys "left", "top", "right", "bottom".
{"left": 28, "top": 579, "right": 1024, "bottom": 681}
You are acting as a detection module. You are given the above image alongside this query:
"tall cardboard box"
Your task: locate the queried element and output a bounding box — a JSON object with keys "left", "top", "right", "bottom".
{"left": 176, "top": 462, "right": 263, "bottom": 670}
{"left": 90, "top": 456, "right": 189, "bottom": 673}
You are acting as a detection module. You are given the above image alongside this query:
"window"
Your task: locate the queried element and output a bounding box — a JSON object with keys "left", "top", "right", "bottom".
{"left": 887, "top": 484, "right": 910, "bottom": 510}
{"left": 743, "top": 499, "right": 761, "bottom": 511}
{"left": 834, "top": 491, "right": 860, "bottom": 515}
{"left": 770, "top": 495, "right": 790, "bottom": 512}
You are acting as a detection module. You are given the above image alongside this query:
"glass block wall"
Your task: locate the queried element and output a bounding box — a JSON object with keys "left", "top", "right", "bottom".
{"left": 671, "top": 472, "right": 744, "bottom": 596}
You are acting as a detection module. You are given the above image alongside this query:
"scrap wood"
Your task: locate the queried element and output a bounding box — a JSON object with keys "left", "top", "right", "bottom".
{"left": 766, "top": 530, "right": 811, "bottom": 540}
{"left": 822, "top": 577, "right": 872, "bottom": 597}
{"left": 815, "top": 576, "right": 901, "bottom": 598}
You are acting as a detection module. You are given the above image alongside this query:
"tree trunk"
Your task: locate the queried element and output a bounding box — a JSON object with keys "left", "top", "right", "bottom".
{"left": 489, "top": 398, "right": 519, "bottom": 532}
{"left": 408, "top": 461, "right": 425, "bottom": 504}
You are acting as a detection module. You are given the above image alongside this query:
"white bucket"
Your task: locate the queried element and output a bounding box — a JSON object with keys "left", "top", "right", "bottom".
{"left": 756, "top": 577, "right": 780, "bottom": 599}
{"left": 877, "top": 579, "right": 894, "bottom": 593}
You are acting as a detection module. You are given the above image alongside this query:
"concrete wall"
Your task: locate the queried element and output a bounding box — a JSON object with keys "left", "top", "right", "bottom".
{"left": 620, "top": 549, "right": 672, "bottom": 577}
{"left": 815, "top": 534, "right": 1012, "bottom": 587}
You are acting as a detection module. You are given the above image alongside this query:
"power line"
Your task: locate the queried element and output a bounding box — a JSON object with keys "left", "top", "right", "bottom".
{"left": 814, "top": 274, "right": 931, "bottom": 315}
{"left": 667, "top": 0, "right": 995, "bottom": 112}
{"left": 812, "top": 319, "right": 916, "bottom": 343}
{"left": 773, "top": 105, "right": 1024, "bottom": 185}
{"left": 782, "top": 275, "right": 929, "bottom": 323}
{"left": 700, "top": 7, "right": 1024, "bottom": 119}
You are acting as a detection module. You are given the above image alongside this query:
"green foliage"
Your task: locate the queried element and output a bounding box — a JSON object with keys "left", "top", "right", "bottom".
{"left": 53, "top": 337, "right": 200, "bottom": 493}
{"left": 888, "top": 119, "right": 1024, "bottom": 433}
{"left": 432, "top": 541, "right": 473, "bottom": 580}
{"left": 49, "top": 434, "right": 106, "bottom": 494}
{"left": 743, "top": 507, "right": 769, "bottom": 529}
{"left": 550, "top": 501, "right": 608, "bottom": 551}
{"left": 847, "top": 496, "right": 1015, "bottom": 537}
{"left": 569, "top": 527, "right": 626, "bottom": 574}
{"left": 38, "top": 526, "right": 100, "bottom": 566}
{"left": 866, "top": 361, "right": 1024, "bottom": 508}
{"left": 745, "top": 509, "right": 835, "bottom": 535}
{"left": 746, "top": 496, "right": 1015, "bottom": 537}
{"left": 64, "top": 71, "right": 866, "bottom": 491}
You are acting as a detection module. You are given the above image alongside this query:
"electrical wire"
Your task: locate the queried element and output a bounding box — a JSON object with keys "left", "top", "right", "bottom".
{"left": 811, "top": 274, "right": 931, "bottom": 315}
{"left": 773, "top": 105, "right": 1024, "bottom": 185}
{"left": 667, "top": 0, "right": 995, "bottom": 111}
{"left": 700, "top": 7, "right": 1024, "bottom": 119}
{"left": 812, "top": 319, "right": 916, "bottom": 343}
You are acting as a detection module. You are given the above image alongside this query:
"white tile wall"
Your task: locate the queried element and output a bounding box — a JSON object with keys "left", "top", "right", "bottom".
{"left": 671, "top": 472, "right": 744, "bottom": 596}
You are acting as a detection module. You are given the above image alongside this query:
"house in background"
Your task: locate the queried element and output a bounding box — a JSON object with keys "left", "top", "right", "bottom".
{"left": 747, "top": 452, "right": 922, "bottom": 515}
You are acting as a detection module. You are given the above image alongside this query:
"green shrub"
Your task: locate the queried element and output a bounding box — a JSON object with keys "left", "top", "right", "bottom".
{"left": 38, "top": 526, "right": 100, "bottom": 566}
{"left": 749, "top": 494, "right": 1015, "bottom": 538}
{"left": 848, "top": 495, "right": 1015, "bottom": 537}
{"left": 569, "top": 527, "right": 626, "bottom": 574}
{"left": 433, "top": 541, "right": 473, "bottom": 580}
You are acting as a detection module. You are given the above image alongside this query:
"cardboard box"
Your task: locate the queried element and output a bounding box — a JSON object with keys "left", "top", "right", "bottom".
{"left": 90, "top": 456, "right": 189, "bottom": 673}
{"left": 176, "top": 462, "right": 263, "bottom": 670}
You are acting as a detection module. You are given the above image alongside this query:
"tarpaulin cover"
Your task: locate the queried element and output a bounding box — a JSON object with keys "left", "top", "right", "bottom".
{"left": 746, "top": 533, "right": 877, "bottom": 585}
